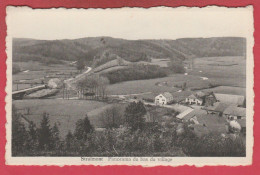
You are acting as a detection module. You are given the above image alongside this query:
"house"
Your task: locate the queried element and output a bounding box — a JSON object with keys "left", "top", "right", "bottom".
{"left": 185, "top": 94, "right": 203, "bottom": 105}
{"left": 214, "top": 93, "right": 245, "bottom": 107}
{"left": 223, "top": 105, "right": 246, "bottom": 120}
{"left": 203, "top": 102, "right": 229, "bottom": 116}
{"left": 204, "top": 92, "right": 217, "bottom": 106}
{"left": 155, "top": 92, "right": 173, "bottom": 105}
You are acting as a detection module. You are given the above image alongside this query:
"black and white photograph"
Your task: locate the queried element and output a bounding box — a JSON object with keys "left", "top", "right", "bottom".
{"left": 6, "top": 6, "right": 254, "bottom": 166}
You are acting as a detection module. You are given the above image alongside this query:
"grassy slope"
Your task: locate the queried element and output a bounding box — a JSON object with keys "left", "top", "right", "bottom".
{"left": 13, "top": 99, "right": 114, "bottom": 137}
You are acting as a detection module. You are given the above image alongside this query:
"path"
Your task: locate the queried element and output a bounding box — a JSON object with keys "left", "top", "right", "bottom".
{"left": 64, "top": 67, "right": 92, "bottom": 90}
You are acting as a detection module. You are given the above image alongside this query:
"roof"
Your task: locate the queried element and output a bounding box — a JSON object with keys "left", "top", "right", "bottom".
{"left": 204, "top": 102, "right": 229, "bottom": 113}
{"left": 214, "top": 93, "right": 245, "bottom": 106}
{"left": 196, "top": 91, "right": 206, "bottom": 98}
{"left": 182, "top": 109, "right": 208, "bottom": 121}
{"left": 187, "top": 94, "right": 203, "bottom": 101}
{"left": 188, "top": 94, "right": 197, "bottom": 99}
{"left": 159, "top": 92, "right": 173, "bottom": 99}
{"left": 176, "top": 108, "right": 194, "bottom": 119}
{"left": 223, "top": 106, "right": 246, "bottom": 117}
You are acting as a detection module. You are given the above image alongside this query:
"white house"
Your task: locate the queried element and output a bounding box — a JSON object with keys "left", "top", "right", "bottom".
{"left": 155, "top": 92, "right": 173, "bottom": 105}
{"left": 185, "top": 94, "right": 203, "bottom": 105}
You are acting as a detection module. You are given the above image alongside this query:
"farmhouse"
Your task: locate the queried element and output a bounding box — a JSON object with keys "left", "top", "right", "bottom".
{"left": 214, "top": 93, "right": 245, "bottom": 107}
{"left": 185, "top": 94, "right": 203, "bottom": 105}
{"left": 223, "top": 105, "right": 246, "bottom": 120}
{"left": 155, "top": 92, "right": 173, "bottom": 105}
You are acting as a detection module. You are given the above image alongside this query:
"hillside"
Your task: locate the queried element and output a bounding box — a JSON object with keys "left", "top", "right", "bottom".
{"left": 13, "top": 37, "right": 246, "bottom": 65}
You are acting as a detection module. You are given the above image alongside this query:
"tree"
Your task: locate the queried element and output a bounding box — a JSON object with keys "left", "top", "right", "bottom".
{"left": 74, "top": 114, "right": 94, "bottom": 141}
{"left": 26, "top": 121, "right": 38, "bottom": 151}
{"left": 125, "top": 101, "right": 147, "bottom": 131}
{"left": 65, "top": 131, "right": 75, "bottom": 151}
{"left": 167, "top": 60, "right": 185, "bottom": 73}
{"left": 101, "top": 105, "right": 123, "bottom": 129}
{"left": 51, "top": 123, "right": 61, "bottom": 149}
{"left": 12, "top": 105, "right": 28, "bottom": 155}
{"left": 98, "top": 76, "right": 110, "bottom": 99}
{"left": 38, "top": 113, "right": 52, "bottom": 150}
{"left": 76, "top": 59, "right": 85, "bottom": 72}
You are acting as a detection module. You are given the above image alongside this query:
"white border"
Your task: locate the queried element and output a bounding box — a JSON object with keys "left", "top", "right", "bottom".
{"left": 5, "top": 6, "right": 254, "bottom": 166}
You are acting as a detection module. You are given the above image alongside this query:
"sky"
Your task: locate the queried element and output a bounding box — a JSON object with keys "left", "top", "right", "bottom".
{"left": 6, "top": 6, "right": 253, "bottom": 40}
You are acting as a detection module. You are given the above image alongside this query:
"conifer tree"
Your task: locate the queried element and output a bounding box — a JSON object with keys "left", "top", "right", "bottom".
{"left": 38, "top": 113, "right": 52, "bottom": 150}
{"left": 74, "top": 114, "right": 94, "bottom": 141}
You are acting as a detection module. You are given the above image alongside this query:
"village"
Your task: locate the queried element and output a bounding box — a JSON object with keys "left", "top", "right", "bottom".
{"left": 11, "top": 36, "right": 247, "bottom": 157}
{"left": 12, "top": 64, "right": 246, "bottom": 140}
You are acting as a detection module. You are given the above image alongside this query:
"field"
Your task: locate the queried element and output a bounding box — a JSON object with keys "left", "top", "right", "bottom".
{"left": 12, "top": 56, "right": 246, "bottom": 138}
{"left": 107, "top": 56, "right": 246, "bottom": 97}
{"left": 13, "top": 61, "right": 78, "bottom": 91}
{"left": 13, "top": 99, "right": 115, "bottom": 137}
{"left": 190, "top": 56, "right": 246, "bottom": 88}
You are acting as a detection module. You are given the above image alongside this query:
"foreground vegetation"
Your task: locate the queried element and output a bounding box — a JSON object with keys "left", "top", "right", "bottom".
{"left": 12, "top": 102, "right": 245, "bottom": 157}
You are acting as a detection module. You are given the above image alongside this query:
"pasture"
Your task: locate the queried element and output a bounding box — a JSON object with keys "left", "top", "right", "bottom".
{"left": 13, "top": 99, "right": 114, "bottom": 137}
{"left": 107, "top": 56, "right": 246, "bottom": 96}
{"left": 190, "top": 56, "right": 246, "bottom": 88}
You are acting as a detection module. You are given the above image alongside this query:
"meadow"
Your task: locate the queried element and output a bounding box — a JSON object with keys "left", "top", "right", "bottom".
{"left": 13, "top": 99, "right": 115, "bottom": 137}
{"left": 107, "top": 56, "right": 246, "bottom": 96}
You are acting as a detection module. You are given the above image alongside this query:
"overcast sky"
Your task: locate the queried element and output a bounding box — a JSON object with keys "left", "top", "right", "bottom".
{"left": 6, "top": 6, "right": 253, "bottom": 40}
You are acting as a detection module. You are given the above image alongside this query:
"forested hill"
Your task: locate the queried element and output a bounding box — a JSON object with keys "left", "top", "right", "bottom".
{"left": 13, "top": 37, "right": 246, "bottom": 65}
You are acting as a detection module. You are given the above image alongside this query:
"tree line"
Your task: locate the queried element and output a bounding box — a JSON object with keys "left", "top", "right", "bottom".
{"left": 102, "top": 64, "right": 168, "bottom": 84}
{"left": 12, "top": 102, "right": 245, "bottom": 157}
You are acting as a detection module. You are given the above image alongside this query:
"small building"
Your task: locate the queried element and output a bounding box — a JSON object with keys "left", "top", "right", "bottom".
{"left": 155, "top": 92, "right": 173, "bottom": 105}
{"left": 223, "top": 105, "right": 246, "bottom": 120}
{"left": 185, "top": 94, "right": 203, "bottom": 105}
